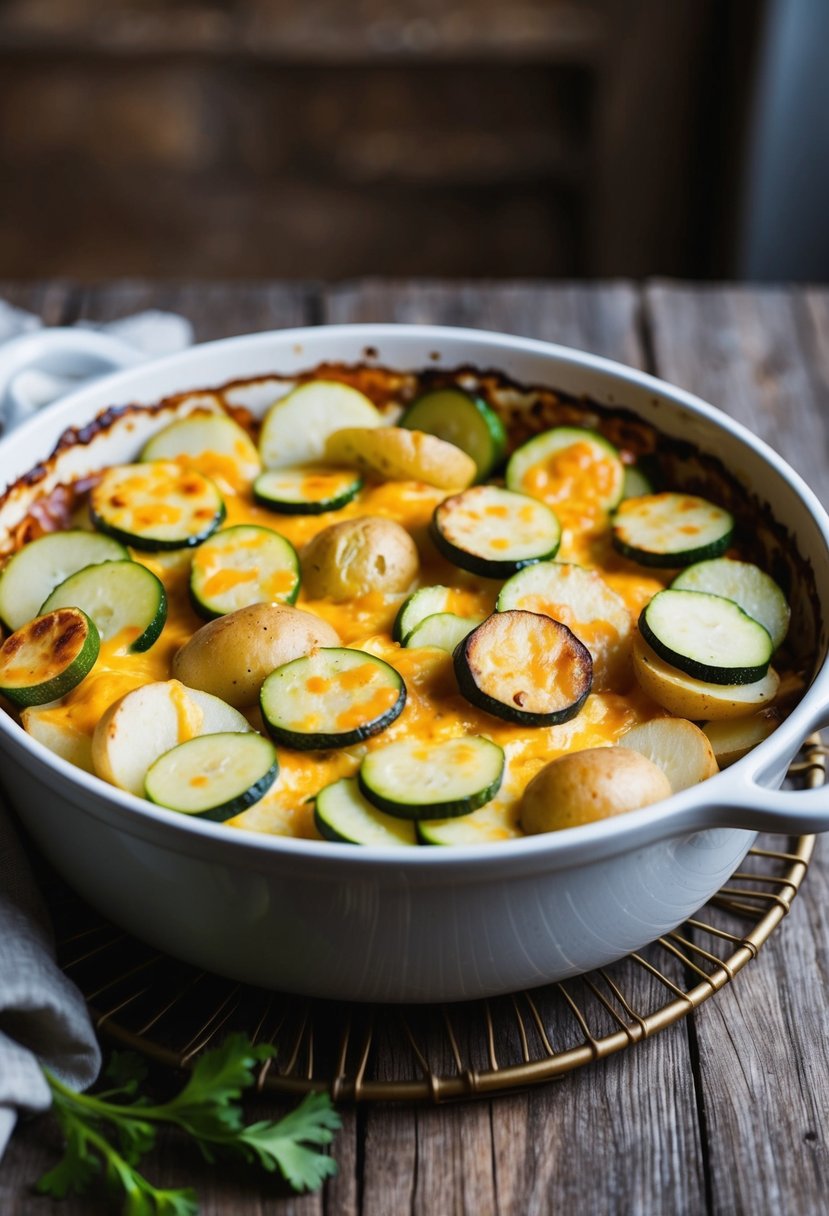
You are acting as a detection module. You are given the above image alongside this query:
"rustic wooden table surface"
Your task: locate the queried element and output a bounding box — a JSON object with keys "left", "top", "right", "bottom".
{"left": 1, "top": 279, "right": 828, "bottom": 1216}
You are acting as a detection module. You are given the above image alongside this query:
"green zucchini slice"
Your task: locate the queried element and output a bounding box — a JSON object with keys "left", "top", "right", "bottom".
{"left": 314, "top": 777, "right": 417, "bottom": 846}
{"left": 404, "top": 612, "right": 483, "bottom": 653}
{"left": 399, "top": 387, "right": 507, "bottom": 480}
{"left": 40, "top": 560, "right": 167, "bottom": 652}
{"left": 621, "top": 463, "right": 655, "bottom": 500}
{"left": 393, "top": 585, "right": 453, "bottom": 643}
{"left": 140, "top": 410, "right": 261, "bottom": 483}
{"left": 671, "top": 557, "right": 790, "bottom": 650}
{"left": 431, "top": 486, "right": 561, "bottom": 578}
{"left": 144, "top": 731, "right": 278, "bottom": 821}
{"left": 260, "top": 647, "right": 406, "bottom": 750}
{"left": 612, "top": 493, "right": 734, "bottom": 567}
{"left": 90, "top": 462, "right": 225, "bottom": 551}
{"left": 259, "top": 380, "right": 383, "bottom": 469}
{"left": 0, "top": 607, "right": 99, "bottom": 707}
{"left": 454, "top": 610, "right": 593, "bottom": 726}
{"left": 506, "top": 426, "right": 625, "bottom": 512}
{"left": 0, "top": 530, "right": 128, "bottom": 632}
{"left": 253, "top": 465, "right": 362, "bottom": 514}
{"left": 359, "top": 735, "right": 505, "bottom": 820}
{"left": 189, "top": 524, "right": 301, "bottom": 619}
{"left": 639, "top": 589, "right": 773, "bottom": 685}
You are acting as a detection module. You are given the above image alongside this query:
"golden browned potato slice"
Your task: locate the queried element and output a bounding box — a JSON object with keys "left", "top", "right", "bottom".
{"left": 520, "top": 746, "right": 672, "bottom": 834}
{"left": 619, "top": 716, "right": 718, "bottom": 791}
{"left": 21, "top": 708, "right": 94, "bottom": 773}
{"left": 324, "top": 426, "right": 476, "bottom": 490}
{"left": 702, "top": 709, "right": 781, "bottom": 767}
{"left": 173, "top": 603, "right": 340, "bottom": 708}
{"left": 302, "top": 516, "right": 420, "bottom": 602}
{"left": 632, "top": 634, "right": 779, "bottom": 720}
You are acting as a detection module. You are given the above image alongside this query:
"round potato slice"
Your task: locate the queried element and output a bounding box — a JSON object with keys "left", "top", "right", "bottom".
{"left": 619, "top": 717, "right": 718, "bottom": 792}
{"left": 324, "top": 426, "right": 476, "bottom": 490}
{"left": 92, "top": 679, "right": 251, "bottom": 796}
{"left": 172, "top": 603, "right": 340, "bottom": 707}
{"left": 702, "top": 710, "right": 781, "bottom": 767}
{"left": 520, "top": 746, "right": 672, "bottom": 834}
{"left": 302, "top": 516, "right": 419, "bottom": 601}
{"left": 632, "top": 633, "right": 779, "bottom": 720}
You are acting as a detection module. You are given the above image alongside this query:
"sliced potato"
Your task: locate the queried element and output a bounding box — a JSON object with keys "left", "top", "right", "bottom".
{"left": 302, "top": 516, "right": 419, "bottom": 601}
{"left": 172, "top": 603, "right": 340, "bottom": 708}
{"left": 260, "top": 381, "right": 383, "bottom": 468}
{"left": 21, "top": 708, "right": 95, "bottom": 773}
{"left": 703, "top": 709, "right": 781, "bottom": 767}
{"left": 324, "top": 426, "right": 476, "bottom": 490}
{"left": 619, "top": 716, "right": 718, "bottom": 792}
{"left": 520, "top": 746, "right": 672, "bottom": 834}
{"left": 632, "top": 633, "right": 779, "bottom": 720}
{"left": 92, "top": 679, "right": 251, "bottom": 796}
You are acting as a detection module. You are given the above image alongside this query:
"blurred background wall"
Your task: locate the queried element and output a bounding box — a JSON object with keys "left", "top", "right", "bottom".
{"left": 0, "top": 0, "right": 826, "bottom": 281}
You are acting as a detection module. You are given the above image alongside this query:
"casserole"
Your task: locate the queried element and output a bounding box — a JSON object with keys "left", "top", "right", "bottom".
{"left": 0, "top": 324, "right": 827, "bottom": 1003}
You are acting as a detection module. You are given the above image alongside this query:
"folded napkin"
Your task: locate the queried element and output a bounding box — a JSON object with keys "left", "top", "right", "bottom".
{"left": 0, "top": 299, "right": 192, "bottom": 1158}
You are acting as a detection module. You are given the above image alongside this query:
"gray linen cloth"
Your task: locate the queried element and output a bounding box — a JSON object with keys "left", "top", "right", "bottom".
{"left": 0, "top": 299, "right": 192, "bottom": 1157}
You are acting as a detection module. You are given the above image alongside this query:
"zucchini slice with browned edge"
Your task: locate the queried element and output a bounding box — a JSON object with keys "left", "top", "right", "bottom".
{"left": 140, "top": 410, "right": 262, "bottom": 485}
{"left": 506, "top": 426, "right": 625, "bottom": 512}
{"left": 0, "top": 530, "right": 128, "bottom": 632}
{"left": 359, "top": 735, "right": 505, "bottom": 819}
{"left": 454, "top": 610, "right": 593, "bottom": 726}
{"left": 639, "top": 589, "right": 773, "bottom": 685}
{"left": 253, "top": 465, "right": 362, "bottom": 514}
{"left": 260, "top": 647, "right": 406, "bottom": 750}
{"left": 405, "top": 612, "right": 483, "bottom": 653}
{"left": 431, "top": 485, "right": 561, "bottom": 578}
{"left": 612, "top": 493, "right": 734, "bottom": 567}
{"left": 399, "top": 387, "right": 507, "bottom": 480}
{"left": 90, "top": 462, "right": 225, "bottom": 551}
{"left": 190, "top": 524, "right": 300, "bottom": 619}
{"left": 144, "top": 731, "right": 278, "bottom": 821}
{"left": 670, "top": 557, "right": 790, "bottom": 650}
{"left": 0, "top": 607, "right": 99, "bottom": 707}
{"left": 259, "top": 380, "right": 383, "bottom": 468}
{"left": 40, "top": 560, "right": 167, "bottom": 652}
{"left": 314, "top": 776, "right": 417, "bottom": 846}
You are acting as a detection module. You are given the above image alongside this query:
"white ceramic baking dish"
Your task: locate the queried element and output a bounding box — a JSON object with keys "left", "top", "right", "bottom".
{"left": 0, "top": 324, "right": 827, "bottom": 1004}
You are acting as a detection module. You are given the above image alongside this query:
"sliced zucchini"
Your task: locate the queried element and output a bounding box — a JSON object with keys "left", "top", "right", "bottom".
{"left": 405, "top": 612, "right": 483, "bottom": 653}
{"left": 359, "top": 735, "right": 505, "bottom": 820}
{"left": 612, "top": 493, "right": 734, "bottom": 567}
{"left": 454, "top": 610, "right": 593, "bottom": 726}
{"left": 253, "top": 466, "right": 362, "bottom": 515}
{"left": 639, "top": 589, "right": 773, "bottom": 685}
{"left": 259, "top": 380, "right": 383, "bottom": 469}
{"left": 417, "top": 801, "right": 515, "bottom": 846}
{"left": 260, "top": 647, "right": 406, "bottom": 750}
{"left": 40, "top": 560, "right": 167, "bottom": 652}
{"left": 622, "top": 463, "right": 654, "bottom": 499}
{"left": 431, "top": 486, "right": 561, "bottom": 578}
{"left": 671, "top": 557, "right": 790, "bottom": 650}
{"left": 144, "top": 732, "right": 278, "bottom": 821}
{"left": 506, "top": 426, "right": 624, "bottom": 512}
{"left": 190, "top": 525, "right": 300, "bottom": 619}
{"left": 0, "top": 530, "right": 128, "bottom": 632}
{"left": 0, "top": 607, "right": 99, "bottom": 707}
{"left": 90, "top": 462, "right": 225, "bottom": 551}
{"left": 399, "top": 387, "right": 507, "bottom": 480}
{"left": 314, "top": 777, "right": 417, "bottom": 846}
{"left": 140, "top": 410, "right": 261, "bottom": 485}
{"left": 393, "top": 584, "right": 454, "bottom": 643}
{"left": 632, "top": 633, "right": 780, "bottom": 721}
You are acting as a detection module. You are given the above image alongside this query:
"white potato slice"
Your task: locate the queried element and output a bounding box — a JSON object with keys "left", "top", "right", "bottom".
{"left": 632, "top": 634, "right": 779, "bottom": 720}
{"left": 21, "top": 708, "right": 95, "bottom": 773}
{"left": 259, "top": 381, "right": 383, "bottom": 468}
{"left": 324, "top": 426, "right": 476, "bottom": 490}
{"left": 620, "top": 716, "right": 718, "bottom": 792}
{"left": 702, "top": 710, "right": 781, "bottom": 767}
{"left": 92, "top": 679, "right": 251, "bottom": 796}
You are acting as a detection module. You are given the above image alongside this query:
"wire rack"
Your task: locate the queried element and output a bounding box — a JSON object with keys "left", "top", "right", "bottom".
{"left": 50, "top": 737, "right": 824, "bottom": 1104}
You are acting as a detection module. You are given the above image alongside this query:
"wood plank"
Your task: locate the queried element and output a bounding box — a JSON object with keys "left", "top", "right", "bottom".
{"left": 646, "top": 281, "right": 829, "bottom": 1215}
{"left": 323, "top": 277, "right": 707, "bottom": 1216}
{"left": 0, "top": 280, "right": 79, "bottom": 326}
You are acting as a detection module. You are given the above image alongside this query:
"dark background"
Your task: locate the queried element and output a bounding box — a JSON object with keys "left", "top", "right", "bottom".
{"left": 1, "top": 0, "right": 827, "bottom": 281}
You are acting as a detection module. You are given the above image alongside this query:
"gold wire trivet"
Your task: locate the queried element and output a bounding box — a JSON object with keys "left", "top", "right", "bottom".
{"left": 50, "top": 736, "right": 824, "bottom": 1104}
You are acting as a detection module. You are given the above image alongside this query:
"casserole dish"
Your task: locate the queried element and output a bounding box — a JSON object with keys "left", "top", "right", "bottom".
{"left": 0, "top": 323, "right": 827, "bottom": 1004}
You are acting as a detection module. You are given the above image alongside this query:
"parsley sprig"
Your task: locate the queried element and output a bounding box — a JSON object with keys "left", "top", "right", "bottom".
{"left": 37, "top": 1033, "right": 341, "bottom": 1214}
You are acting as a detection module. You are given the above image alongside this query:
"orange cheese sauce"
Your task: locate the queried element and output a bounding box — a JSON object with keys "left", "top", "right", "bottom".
{"left": 27, "top": 439, "right": 674, "bottom": 843}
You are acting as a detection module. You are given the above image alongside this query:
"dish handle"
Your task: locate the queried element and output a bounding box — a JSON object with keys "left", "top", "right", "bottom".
{"left": 0, "top": 329, "right": 144, "bottom": 434}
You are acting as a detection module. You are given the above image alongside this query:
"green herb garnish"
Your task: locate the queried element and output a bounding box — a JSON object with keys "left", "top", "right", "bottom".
{"left": 37, "top": 1032, "right": 341, "bottom": 1214}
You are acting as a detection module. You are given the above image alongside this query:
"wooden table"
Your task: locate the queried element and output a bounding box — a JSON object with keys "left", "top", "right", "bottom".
{"left": 1, "top": 280, "right": 828, "bottom": 1216}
